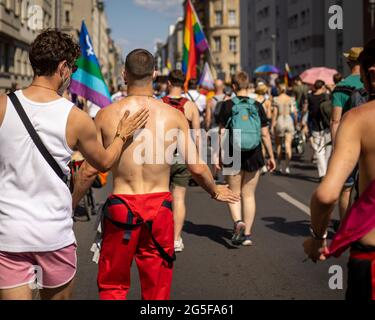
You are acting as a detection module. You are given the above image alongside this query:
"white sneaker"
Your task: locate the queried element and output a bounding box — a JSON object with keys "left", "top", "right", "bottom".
{"left": 174, "top": 239, "right": 184, "bottom": 253}
{"left": 285, "top": 167, "right": 291, "bottom": 175}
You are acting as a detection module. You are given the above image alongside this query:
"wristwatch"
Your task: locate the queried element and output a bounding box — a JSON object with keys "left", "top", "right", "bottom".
{"left": 115, "top": 132, "right": 127, "bottom": 143}
{"left": 309, "top": 226, "right": 328, "bottom": 241}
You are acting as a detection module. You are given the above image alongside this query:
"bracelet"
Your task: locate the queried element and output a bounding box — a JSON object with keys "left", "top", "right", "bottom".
{"left": 309, "top": 226, "right": 328, "bottom": 241}
{"left": 211, "top": 192, "right": 220, "bottom": 200}
{"left": 115, "top": 132, "right": 127, "bottom": 143}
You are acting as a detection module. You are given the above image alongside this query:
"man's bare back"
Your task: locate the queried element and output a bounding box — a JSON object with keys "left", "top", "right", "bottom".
{"left": 311, "top": 100, "right": 375, "bottom": 247}
{"left": 352, "top": 102, "right": 375, "bottom": 245}
{"left": 96, "top": 96, "right": 189, "bottom": 195}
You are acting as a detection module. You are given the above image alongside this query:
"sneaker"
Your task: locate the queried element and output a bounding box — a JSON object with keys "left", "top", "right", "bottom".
{"left": 232, "top": 221, "right": 246, "bottom": 245}
{"left": 260, "top": 166, "right": 268, "bottom": 175}
{"left": 174, "top": 239, "right": 184, "bottom": 253}
{"left": 242, "top": 235, "right": 253, "bottom": 246}
{"left": 285, "top": 167, "right": 291, "bottom": 175}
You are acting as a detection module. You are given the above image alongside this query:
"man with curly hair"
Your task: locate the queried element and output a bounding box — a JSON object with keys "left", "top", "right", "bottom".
{"left": 0, "top": 29, "right": 149, "bottom": 300}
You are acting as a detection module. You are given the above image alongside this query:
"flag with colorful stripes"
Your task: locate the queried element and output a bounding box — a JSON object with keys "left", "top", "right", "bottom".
{"left": 70, "top": 21, "right": 112, "bottom": 108}
{"left": 182, "top": 0, "right": 209, "bottom": 86}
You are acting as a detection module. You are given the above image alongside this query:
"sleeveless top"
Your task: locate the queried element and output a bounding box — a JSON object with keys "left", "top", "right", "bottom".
{"left": 0, "top": 90, "right": 75, "bottom": 252}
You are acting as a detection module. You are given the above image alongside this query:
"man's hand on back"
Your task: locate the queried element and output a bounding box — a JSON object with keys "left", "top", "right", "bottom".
{"left": 116, "top": 108, "right": 149, "bottom": 142}
{"left": 212, "top": 185, "right": 241, "bottom": 204}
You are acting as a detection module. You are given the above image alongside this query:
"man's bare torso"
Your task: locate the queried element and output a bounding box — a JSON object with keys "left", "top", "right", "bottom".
{"left": 354, "top": 102, "right": 375, "bottom": 245}
{"left": 99, "top": 96, "right": 184, "bottom": 195}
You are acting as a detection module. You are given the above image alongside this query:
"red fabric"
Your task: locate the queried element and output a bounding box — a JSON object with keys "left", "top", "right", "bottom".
{"left": 97, "top": 192, "right": 174, "bottom": 300}
{"left": 350, "top": 251, "right": 375, "bottom": 300}
{"left": 162, "top": 96, "right": 189, "bottom": 114}
{"left": 327, "top": 180, "right": 375, "bottom": 258}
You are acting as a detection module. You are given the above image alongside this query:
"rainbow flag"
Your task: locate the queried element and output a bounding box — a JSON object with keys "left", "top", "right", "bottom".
{"left": 182, "top": 0, "right": 209, "bottom": 86}
{"left": 284, "top": 63, "right": 292, "bottom": 87}
{"left": 70, "top": 21, "right": 112, "bottom": 108}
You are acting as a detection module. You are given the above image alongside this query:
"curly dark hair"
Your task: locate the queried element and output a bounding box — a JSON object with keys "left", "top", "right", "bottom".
{"left": 29, "top": 29, "right": 81, "bottom": 77}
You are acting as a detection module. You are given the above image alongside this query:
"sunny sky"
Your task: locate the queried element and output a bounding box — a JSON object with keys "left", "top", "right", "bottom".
{"left": 105, "top": 0, "right": 184, "bottom": 58}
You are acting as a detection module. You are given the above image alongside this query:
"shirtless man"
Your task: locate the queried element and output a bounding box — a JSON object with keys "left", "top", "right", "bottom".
{"left": 162, "top": 70, "right": 201, "bottom": 253}
{"left": 303, "top": 40, "right": 375, "bottom": 300}
{"left": 72, "top": 49, "right": 239, "bottom": 300}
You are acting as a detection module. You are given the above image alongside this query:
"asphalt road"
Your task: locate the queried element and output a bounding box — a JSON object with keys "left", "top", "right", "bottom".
{"left": 72, "top": 152, "right": 347, "bottom": 300}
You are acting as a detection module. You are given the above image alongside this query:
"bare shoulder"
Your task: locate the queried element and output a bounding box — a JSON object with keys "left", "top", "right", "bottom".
{"left": 0, "top": 94, "right": 7, "bottom": 128}
{"left": 341, "top": 101, "right": 375, "bottom": 133}
{"left": 344, "top": 101, "right": 375, "bottom": 120}
{"left": 185, "top": 100, "right": 198, "bottom": 111}
{"left": 67, "top": 106, "right": 97, "bottom": 134}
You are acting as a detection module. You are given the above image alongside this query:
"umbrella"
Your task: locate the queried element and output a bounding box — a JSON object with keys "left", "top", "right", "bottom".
{"left": 254, "top": 65, "right": 280, "bottom": 74}
{"left": 300, "top": 67, "right": 338, "bottom": 86}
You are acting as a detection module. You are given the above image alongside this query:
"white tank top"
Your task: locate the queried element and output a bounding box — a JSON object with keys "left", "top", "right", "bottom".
{"left": 0, "top": 90, "right": 75, "bottom": 252}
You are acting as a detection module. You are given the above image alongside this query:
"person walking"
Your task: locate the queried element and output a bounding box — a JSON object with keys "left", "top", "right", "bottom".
{"left": 272, "top": 83, "right": 298, "bottom": 175}
{"left": 331, "top": 47, "right": 368, "bottom": 220}
{"left": 162, "top": 70, "right": 201, "bottom": 253}
{"left": 216, "top": 71, "right": 276, "bottom": 246}
{"left": 307, "top": 80, "right": 331, "bottom": 180}
{"left": 304, "top": 40, "right": 375, "bottom": 300}
{"left": 72, "top": 49, "right": 239, "bottom": 300}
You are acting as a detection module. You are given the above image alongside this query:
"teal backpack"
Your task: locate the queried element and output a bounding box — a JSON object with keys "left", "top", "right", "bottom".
{"left": 225, "top": 97, "right": 261, "bottom": 151}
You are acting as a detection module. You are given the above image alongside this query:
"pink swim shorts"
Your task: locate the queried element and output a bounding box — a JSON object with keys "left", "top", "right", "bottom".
{"left": 0, "top": 243, "right": 77, "bottom": 290}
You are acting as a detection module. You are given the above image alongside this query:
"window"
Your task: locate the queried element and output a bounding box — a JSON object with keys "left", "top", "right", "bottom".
{"left": 230, "top": 64, "right": 237, "bottom": 75}
{"left": 229, "top": 36, "right": 237, "bottom": 53}
{"left": 215, "top": 11, "right": 223, "bottom": 26}
{"left": 228, "top": 10, "right": 236, "bottom": 26}
{"left": 3, "top": 43, "right": 10, "bottom": 73}
{"left": 213, "top": 36, "right": 221, "bottom": 52}
{"left": 65, "top": 10, "right": 70, "bottom": 24}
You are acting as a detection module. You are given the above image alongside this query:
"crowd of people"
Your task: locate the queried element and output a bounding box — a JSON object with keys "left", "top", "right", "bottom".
{"left": 1, "top": 27, "right": 375, "bottom": 301}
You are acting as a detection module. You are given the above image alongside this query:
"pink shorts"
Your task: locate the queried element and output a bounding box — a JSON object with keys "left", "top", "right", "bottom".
{"left": 0, "top": 243, "right": 77, "bottom": 290}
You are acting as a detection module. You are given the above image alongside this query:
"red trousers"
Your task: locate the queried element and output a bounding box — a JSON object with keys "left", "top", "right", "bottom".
{"left": 98, "top": 192, "right": 174, "bottom": 300}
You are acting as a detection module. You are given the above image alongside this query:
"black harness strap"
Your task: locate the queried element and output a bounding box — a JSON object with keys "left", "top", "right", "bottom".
{"left": 8, "top": 92, "right": 68, "bottom": 184}
{"left": 102, "top": 197, "right": 176, "bottom": 264}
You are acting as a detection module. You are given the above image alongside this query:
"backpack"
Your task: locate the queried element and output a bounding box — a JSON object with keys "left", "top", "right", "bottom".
{"left": 333, "top": 86, "right": 369, "bottom": 111}
{"left": 226, "top": 97, "right": 261, "bottom": 151}
{"left": 213, "top": 96, "right": 225, "bottom": 125}
{"left": 319, "top": 94, "right": 333, "bottom": 130}
{"left": 162, "top": 96, "right": 189, "bottom": 114}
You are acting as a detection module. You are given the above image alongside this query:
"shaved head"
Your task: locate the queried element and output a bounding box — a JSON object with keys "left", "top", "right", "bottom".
{"left": 214, "top": 79, "right": 224, "bottom": 94}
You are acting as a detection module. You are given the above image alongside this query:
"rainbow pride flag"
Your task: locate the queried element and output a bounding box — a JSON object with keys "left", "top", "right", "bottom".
{"left": 182, "top": 0, "right": 209, "bottom": 86}
{"left": 70, "top": 21, "right": 112, "bottom": 108}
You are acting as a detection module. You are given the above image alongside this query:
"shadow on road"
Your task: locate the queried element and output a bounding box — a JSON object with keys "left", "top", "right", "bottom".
{"left": 262, "top": 217, "right": 311, "bottom": 237}
{"left": 291, "top": 163, "right": 317, "bottom": 171}
{"left": 183, "top": 221, "right": 239, "bottom": 250}
{"left": 262, "top": 217, "right": 336, "bottom": 239}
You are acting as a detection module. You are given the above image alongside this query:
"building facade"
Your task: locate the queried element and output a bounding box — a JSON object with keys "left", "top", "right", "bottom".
{"left": 60, "top": 0, "right": 121, "bottom": 90}
{"left": 0, "top": 0, "right": 55, "bottom": 92}
{"left": 205, "top": 0, "right": 241, "bottom": 82}
{"left": 0, "top": 0, "right": 121, "bottom": 93}
{"left": 241, "top": 0, "right": 368, "bottom": 78}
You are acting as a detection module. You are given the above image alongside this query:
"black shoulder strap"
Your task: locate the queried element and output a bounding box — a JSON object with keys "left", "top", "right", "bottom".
{"left": 187, "top": 91, "right": 196, "bottom": 103}
{"left": 7, "top": 92, "right": 68, "bottom": 183}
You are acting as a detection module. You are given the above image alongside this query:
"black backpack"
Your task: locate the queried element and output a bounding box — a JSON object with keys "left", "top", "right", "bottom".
{"left": 213, "top": 98, "right": 225, "bottom": 125}
{"left": 319, "top": 94, "right": 333, "bottom": 130}
{"left": 333, "top": 86, "right": 369, "bottom": 111}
